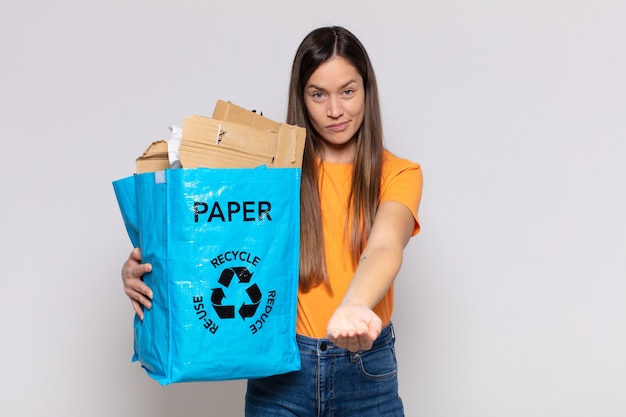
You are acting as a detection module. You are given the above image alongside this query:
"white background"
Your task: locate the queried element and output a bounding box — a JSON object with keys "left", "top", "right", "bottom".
{"left": 1, "top": 1, "right": 625, "bottom": 416}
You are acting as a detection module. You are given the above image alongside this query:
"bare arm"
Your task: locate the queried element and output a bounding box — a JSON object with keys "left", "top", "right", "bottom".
{"left": 121, "top": 248, "right": 153, "bottom": 320}
{"left": 327, "top": 201, "right": 415, "bottom": 351}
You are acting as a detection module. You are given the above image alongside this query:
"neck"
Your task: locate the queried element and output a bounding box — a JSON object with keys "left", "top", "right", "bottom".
{"left": 320, "top": 140, "right": 356, "bottom": 164}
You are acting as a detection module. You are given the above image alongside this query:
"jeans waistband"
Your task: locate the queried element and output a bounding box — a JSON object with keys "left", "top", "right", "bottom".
{"left": 296, "top": 322, "right": 395, "bottom": 356}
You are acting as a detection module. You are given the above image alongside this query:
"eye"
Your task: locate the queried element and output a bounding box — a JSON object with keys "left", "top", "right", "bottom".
{"left": 311, "top": 91, "right": 325, "bottom": 101}
{"left": 343, "top": 89, "right": 355, "bottom": 97}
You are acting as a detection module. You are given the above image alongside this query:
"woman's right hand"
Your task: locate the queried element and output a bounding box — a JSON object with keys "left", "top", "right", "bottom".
{"left": 121, "top": 248, "right": 153, "bottom": 320}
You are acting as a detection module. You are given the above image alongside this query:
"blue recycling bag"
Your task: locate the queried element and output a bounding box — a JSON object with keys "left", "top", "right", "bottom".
{"left": 112, "top": 167, "right": 301, "bottom": 385}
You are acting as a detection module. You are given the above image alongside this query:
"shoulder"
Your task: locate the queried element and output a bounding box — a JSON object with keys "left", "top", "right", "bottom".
{"left": 381, "top": 150, "right": 422, "bottom": 181}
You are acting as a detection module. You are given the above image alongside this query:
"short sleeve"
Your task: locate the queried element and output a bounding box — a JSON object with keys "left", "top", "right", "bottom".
{"left": 380, "top": 153, "right": 423, "bottom": 236}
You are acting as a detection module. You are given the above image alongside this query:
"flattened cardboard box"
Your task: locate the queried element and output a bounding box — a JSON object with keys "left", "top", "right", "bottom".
{"left": 135, "top": 100, "right": 306, "bottom": 173}
{"left": 212, "top": 100, "right": 278, "bottom": 132}
{"left": 135, "top": 140, "right": 169, "bottom": 174}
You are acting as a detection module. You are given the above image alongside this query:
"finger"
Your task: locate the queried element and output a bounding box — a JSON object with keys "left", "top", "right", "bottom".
{"left": 137, "top": 280, "right": 153, "bottom": 300}
{"left": 125, "top": 285, "right": 153, "bottom": 307}
{"left": 357, "top": 332, "right": 374, "bottom": 351}
{"left": 123, "top": 264, "right": 153, "bottom": 294}
{"left": 131, "top": 299, "right": 145, "bottom": 320}
{"left": 329, "top": 329, "right": 353, "bottom": 348}
{"left": 327, "top": 327, "right": 344, "bottom": 343}
{"left": 130, "top": 247, "right": 143, "bottom": 262}
{"left": 336, "top": 326, "right": 368, "bottom": 352}
{"left": 129, "top": 263, "right": 152, "bottom": 280}
{"left": 123, "top": 249, "right": 152, "bottom": 277}
{"left": 369, "top": 327, "right": 381, "bottom": 343}
{"left": 123, "top": 273, "right": 152, "bottom": 295}
{"left": 331, "top": 334, "right": 347, "bottom": 349}
{"left": 344, "top": 328, "right": 362, "bottom": 351}
{"left": 345, "top": 335, "right": 359, "bottom": 352}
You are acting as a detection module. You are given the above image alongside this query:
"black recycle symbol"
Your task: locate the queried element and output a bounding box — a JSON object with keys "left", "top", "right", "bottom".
{"left": 211, "top": 267, "right": 262, "bottom": 320}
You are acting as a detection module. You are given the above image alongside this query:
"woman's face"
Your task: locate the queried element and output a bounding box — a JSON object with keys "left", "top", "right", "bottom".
{"left": 304, "top": 56, "right": 365, "bottom": 163}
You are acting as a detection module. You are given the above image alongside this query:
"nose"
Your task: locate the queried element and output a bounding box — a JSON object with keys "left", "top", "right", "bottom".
{"left": 326, "top": 97, "right": 344, "bottom": 118}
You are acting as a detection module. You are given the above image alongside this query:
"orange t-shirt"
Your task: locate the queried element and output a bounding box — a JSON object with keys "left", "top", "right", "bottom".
{"left": 296, "top": 150, "right": 423, "bottom": 337}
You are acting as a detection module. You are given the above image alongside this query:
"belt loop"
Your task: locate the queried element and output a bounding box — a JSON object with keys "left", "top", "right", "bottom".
{"left": 390, "top": 322, "right": 396, "bottom": 342}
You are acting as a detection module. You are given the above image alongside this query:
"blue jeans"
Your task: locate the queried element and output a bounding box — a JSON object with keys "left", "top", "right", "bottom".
{"left": 245, "top": 323, "right": 404, "bottom": 416}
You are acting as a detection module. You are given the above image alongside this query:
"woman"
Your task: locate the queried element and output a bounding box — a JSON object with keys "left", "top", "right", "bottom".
{"left": 122, "top": 26, "right": 422, "bottom": 416}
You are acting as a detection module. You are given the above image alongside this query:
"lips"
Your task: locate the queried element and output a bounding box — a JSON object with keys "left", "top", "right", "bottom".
{"left": 327, "top": 121, "right": 349, "bottom": 132}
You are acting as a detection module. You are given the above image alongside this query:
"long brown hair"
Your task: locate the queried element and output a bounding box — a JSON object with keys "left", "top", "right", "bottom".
{"left": 287, "top": 26, "right": 384, "bottom": 292}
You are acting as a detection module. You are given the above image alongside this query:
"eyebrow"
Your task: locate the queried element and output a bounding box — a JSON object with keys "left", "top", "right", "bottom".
{"left": 306, "top": 79, "right": 358, "bottom": 91}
